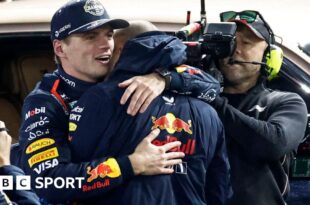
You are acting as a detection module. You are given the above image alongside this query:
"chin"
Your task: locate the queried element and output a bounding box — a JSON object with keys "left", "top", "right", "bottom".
{"left": 96, "top": 71, "right": 108, "bottom": 79}
{"left": 225, "top": 75, "right": 243, "bottom": 84}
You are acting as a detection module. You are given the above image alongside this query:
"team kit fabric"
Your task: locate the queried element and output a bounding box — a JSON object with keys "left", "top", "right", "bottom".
{"left": 14, "top": 33, "right": 221, "bottom": 203}
{"left": 0, "top": 165, "right": 40, "bottom": 205}
{"left": 211, "top": 80, "right": 308, "bottom": 205}
{"left": 69, "top": 31, "right": 231, "bottom": 205}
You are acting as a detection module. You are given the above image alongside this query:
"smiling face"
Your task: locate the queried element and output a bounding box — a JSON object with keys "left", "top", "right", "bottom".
{"left": 219, "top": 24, "right": 268, "bottom": 93}
{"left": 56, "top": 25, "right": 114, "bottom": 82}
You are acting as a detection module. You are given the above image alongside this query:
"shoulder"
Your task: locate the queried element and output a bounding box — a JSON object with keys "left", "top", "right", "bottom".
{"left": 22, "top": 72, "right": 69, "bottom": 115}
{"left": 189, "top": 96, "right": 218, "bottom": 114}
{"left": 21, "top": 87, "right": 67, "bottom": 126}
{"left": 24, "top": 72, "right": 60, "bottom": 104}
{"left": 23, "top": 90, "right": 64, "bottom": 116}
{"left": 266, "top": 89, "right": 306, "bottom": 104}
{"left": 80, "top": 81, "right": 120, "bottom": 103}
{"left": 76, "top": 82, "right": 121, "bottom": 110}
{"left": 261, "top": 90, "right": 308, "bottom": 120}
{"left": 78, "top": 82, "right": 111, "bottom": 101}
{"left": 174, "top": 94, "right": 220, "bottom": 121}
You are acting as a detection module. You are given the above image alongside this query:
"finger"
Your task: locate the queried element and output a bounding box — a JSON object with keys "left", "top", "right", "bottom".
{"left": 165, "top": 152, "right": 185, "bottom": 160}
{"left": 1, "top": 131, "right": 11, "bottom": 143}
{"left": 157, "top": 167, "right": 174, "bottom": 174}
{"left": 118, "top": 78, "right": 134, "bottom": 88}
{"left": 162, "top": 141, "right": 182, "bottom": 152}
{"left": 0, "top": 121, "right": 5, "bottom": 128}
{"left": 6, "top": 134, "right": 12, "bottom": 144}
{"left": 144, "top": 129, "right": 160, "bottom": 142}
{"left": 120, "top": 82, "right": 138, "bottom": 105}
{"left": 131, "top": 90, "right": 152, "bottom": 116}
{"left": 0, "top": 121, "right": 8, "bottom": 133}
{"left": 164, "top": 159, "right": 183, "bottom": 167}
{"left": 127, "top": 86, "right": 145, "bottom": 116}
{"left": 139, "top": 93, "right": 156, "bottom": 113}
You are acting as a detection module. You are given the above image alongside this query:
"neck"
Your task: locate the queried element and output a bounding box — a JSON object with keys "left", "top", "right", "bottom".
{"left": 224, "top": 77, "right": 258, "bottom": 94}
{"left": 61, "top": 63, "right": 96, "bottom": 83}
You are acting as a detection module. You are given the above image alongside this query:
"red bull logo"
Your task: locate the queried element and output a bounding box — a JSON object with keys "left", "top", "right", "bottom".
{"left": 86, "top": 158, "right": 121, "bottom": 183}
{"left": 187, "top": 68, "right": 201, "bottom": 75}
{"left": 152, "top": 135, "right": 196, "bottom": 155}
{"left": 152, "top": 113, "right": 192, "bottom": 134}
{"left": 83, "top": 179, "right": 110, "bottom": 192}
{"left": 176, "top": 65, "right": 201, "bottom": 76}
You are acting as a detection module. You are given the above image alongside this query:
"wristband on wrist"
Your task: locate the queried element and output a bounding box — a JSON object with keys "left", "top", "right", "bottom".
{"left": 0, "top": 128, "right": 8, "bottom": 132}
{"left": 155, "top": 69, "right": 172, "bottom": 90}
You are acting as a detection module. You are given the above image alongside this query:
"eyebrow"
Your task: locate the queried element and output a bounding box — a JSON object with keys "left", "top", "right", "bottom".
{"left": 82, "top": 31, "right": 98, "bottom": 37}
{"left": 81, "top": 28, "right": 114, "bottom": 37}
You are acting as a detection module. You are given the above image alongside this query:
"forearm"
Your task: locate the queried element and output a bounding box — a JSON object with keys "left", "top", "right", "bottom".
{"left": 212, "top": 95, "right": 308, "bottom": 161}
{"left": 20, "top": 155, "right": 133, "bottom": 203}
{"left": 158, "top": 65, "right": 220, "bottom": 102}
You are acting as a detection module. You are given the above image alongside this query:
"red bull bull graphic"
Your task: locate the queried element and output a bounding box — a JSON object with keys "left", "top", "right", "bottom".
{"left": 86, "top": 158, "right": 121, "bottom": 183}
{"left": 176, "top": 64, "right": 202, "bottom": 76}
{"left": 152, "top": 113, "right": 192, "bottom": 135}
{"left": 152, "top": 135, "right": 196, "bottom": 155}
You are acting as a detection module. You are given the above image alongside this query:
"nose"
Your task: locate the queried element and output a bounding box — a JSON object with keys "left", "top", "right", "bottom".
{"left": 98, "top": 37, "right": 111, "bottom": 50}
{"left": 234, "top": 42, "right": 241, "bottom": 56}
{"left": 96, "top": 31, "right": 112, "bottom": 49}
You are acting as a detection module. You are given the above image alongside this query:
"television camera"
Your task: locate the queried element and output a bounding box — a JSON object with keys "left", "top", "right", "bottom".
{"left": 174, "top": 0, "right": 237, "bottom": 69}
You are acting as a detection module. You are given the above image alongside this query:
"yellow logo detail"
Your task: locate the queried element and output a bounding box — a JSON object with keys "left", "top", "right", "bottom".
{"left": 69, "top": 122, "right": 77, "bottom": 132}
{"left": 26, "top": 138, "right": 55, "bottom": 154}
{"left": 176, "top": 65, "right": 187, "bottom": 73}
{"left": 28, "top": 147, "right": 59, "bottom": 168}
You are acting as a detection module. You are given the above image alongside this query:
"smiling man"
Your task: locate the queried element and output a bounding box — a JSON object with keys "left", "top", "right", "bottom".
{"left": 54, "top": 26, "right": 116, "bottom": 82}
{"left": 14, "top": 0, "right": 222, "bottom": 203}
{"left": 16, "top": 0, "right": 187, "bottom": 203}
{"left": 211, "top": 10, "right": 308, "bottom": 205}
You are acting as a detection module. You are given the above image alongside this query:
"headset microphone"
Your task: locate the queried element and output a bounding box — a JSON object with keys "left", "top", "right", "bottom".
{"left": 228, "top": 58, "right": 266, "bottom": 65}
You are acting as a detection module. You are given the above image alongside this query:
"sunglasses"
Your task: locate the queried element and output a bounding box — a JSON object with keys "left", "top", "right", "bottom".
{"left": 220, "top": 10, "right": 262, "bottom": 23}
{"left": 220, "top": 10, "right": 274, "bottom": 43}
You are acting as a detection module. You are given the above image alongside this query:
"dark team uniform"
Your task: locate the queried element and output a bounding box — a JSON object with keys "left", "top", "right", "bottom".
{"left": 17, "top": 68, "right": 135, "bottom": 203}
{"left": 13, "top": 31, "right": 221, "bottom": 203}
{"left": 69, "top": 31, "right": 230, "bottom": 205}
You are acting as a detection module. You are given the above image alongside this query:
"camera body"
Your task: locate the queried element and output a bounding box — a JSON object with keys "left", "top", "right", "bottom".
{"left": 201, "top": 22, "right": 237, "bottom": 58}
{"left": 177, "top": 22, "right": 237, "bottom": 69}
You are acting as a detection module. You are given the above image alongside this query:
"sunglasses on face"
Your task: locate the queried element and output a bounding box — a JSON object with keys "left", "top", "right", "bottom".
{"left": 220, "top": 10, "right": 260, "bottom": 23}
{"left": 220, "top": 10, "right": 274, "bottom": 43}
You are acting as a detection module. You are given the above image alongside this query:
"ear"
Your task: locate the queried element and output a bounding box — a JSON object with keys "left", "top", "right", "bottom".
{"left": 117, "top": 45, "right": 123, "bottom": 56}
{"left": 53, "top": 40, "right": 66, "bottom": 58}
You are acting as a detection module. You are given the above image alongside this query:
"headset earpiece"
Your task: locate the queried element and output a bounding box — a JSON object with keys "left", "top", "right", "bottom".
{"left": 264, "top": 44, "right": 283, "bottom": 80}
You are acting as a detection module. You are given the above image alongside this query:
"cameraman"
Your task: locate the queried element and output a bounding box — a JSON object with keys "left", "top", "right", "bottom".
{"left": 209, "top": 11, "right": 308, "bottom": 205}
{"left": 0, "top": 121, "right": 40, "bottom": 205}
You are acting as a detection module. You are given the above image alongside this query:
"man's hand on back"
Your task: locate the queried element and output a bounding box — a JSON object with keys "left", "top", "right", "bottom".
{"left": 128, "top": 129, "right": 185, "bottom": 175}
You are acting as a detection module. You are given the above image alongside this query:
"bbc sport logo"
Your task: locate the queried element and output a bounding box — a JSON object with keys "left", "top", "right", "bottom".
{"left": 0, "top": 176, "right": 84, "bottom": 190}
